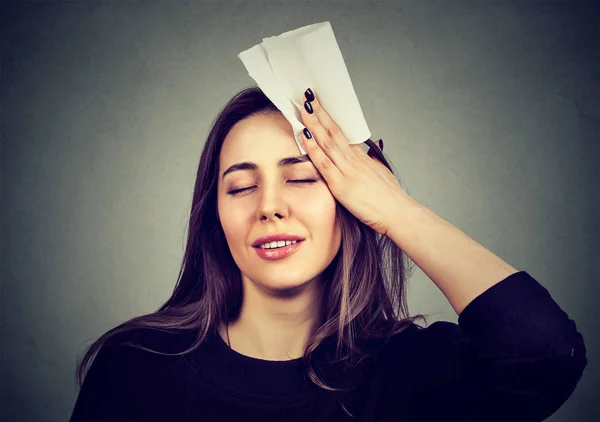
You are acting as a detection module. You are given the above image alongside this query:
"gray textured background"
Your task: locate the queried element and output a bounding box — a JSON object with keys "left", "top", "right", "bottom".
{"left": 1, "top": 0, "right": 598, "bottom": 421}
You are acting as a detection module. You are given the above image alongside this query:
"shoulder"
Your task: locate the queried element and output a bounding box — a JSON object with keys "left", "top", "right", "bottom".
{"left": 122, "top": 327, "right": 198, "bottom": 354}
{"left": 376, "top": 320, "right": 466, "bottom": 364}
{"left": 88, "top": 328, "right": 197, "bottom": 383}
{"left": 364, "top": 320, "right": 469, "bottom": 398}
{"left": 72, "top": 329, "right": 196, "bottom": 420}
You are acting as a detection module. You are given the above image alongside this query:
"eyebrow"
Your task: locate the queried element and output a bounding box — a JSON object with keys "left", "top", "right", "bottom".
{"left": 221, "top": 154, "right": 312, "bottom": 181}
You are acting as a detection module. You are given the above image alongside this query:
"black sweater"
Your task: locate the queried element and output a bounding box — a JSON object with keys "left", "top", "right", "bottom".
{"left": 69, "top": 271, "right": 587, "bottom": 421}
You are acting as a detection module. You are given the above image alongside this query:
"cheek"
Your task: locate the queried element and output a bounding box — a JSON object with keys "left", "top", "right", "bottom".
{"left": 301, "top": 189, "right": 338, "bottom": 228}
{"left": 217, "top": 203, "right": 248, "bottom": 244}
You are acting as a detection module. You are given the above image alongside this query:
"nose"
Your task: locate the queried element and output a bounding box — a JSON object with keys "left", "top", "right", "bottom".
{"left": 256, "top": 182, "right": 289, "bottom": 222}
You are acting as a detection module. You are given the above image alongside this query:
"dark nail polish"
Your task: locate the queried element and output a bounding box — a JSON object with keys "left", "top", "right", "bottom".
{"left": 378, "top": 139, "right": 384, "bottom": 150}
{"left": 305, "top": 88, "right": 315, "bottom": 102}
{"left": 303, "top": 128, "right": 312, "bottom": 139}
{"left": 304, "top": 100, "right": 313, "bottom": 114}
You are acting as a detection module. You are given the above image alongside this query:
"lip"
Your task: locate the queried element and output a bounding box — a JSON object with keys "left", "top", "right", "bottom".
{"left": 254, "top": 239, "right": 304, "bottom": 261}
{"left": 251, "top": 233, "right": 306, "bottom": 248}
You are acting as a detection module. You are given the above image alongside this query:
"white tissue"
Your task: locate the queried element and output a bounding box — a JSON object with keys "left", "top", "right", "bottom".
{"left": 238, "top": 21, "right": 371, "bottom": 155}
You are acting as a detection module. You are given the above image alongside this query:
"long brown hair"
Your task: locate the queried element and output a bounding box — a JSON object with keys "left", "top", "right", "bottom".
{"left": 75, "top": 86, "right": 428, "bottom": 417}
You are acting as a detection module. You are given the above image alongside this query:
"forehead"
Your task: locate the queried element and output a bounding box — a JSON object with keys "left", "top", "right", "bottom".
{"left": 220, "top": 112, "right": 299, "bottom": 164}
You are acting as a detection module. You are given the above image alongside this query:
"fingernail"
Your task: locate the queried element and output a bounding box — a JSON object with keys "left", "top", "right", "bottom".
{"left": 304, "top": 100, "right": 313, "bottom": 114}
{"left": 303, "top": 128, "right": 312, "bottom": 139}
{"left": 378, "top": 139, "right": 384, "bottom": 150}
{"left": 305, "top": 88, "right": 315, "bottom": 102}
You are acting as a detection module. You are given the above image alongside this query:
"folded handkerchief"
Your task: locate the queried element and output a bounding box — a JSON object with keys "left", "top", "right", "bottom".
{"left": 238, "top": 21, "right": 371, "bottom": 155}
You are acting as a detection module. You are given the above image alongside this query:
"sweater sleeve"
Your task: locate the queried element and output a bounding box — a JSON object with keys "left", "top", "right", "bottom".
{"left": 407, "top": 271, "right": 587, "bottom": 422}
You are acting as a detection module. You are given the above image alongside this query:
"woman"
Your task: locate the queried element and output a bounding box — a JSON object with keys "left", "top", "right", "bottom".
{"left": 69, "top": 87, "right": 587, "bottom": 421}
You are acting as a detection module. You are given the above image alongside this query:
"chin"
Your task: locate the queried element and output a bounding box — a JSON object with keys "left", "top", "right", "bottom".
{"left": 260, "top": 277, "right": 315, "bottom": 296}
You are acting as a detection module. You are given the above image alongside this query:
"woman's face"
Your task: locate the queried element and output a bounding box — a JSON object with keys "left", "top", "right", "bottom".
{"left": 217, "top": 112, "right": 342, "bottom": 293}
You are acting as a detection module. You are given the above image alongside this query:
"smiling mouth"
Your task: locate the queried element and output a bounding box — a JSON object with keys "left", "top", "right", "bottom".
{"left": 254, "top": 240, "right": 304, "bottom": 249}
{"left": 253, "top": 239, "right": 305, "bottom": 261}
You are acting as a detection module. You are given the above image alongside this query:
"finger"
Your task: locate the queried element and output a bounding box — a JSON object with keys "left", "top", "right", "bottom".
{"left": 301, "top": 127, "right": 343, "bottom": 189}
{"left": 367, "top": 149, "right": 386, "bottom": 168}
{"left": 301, "top": 89, "right": 354, "bottom": 176}
{"left": 307, "top": 91, "right": 382, "bottom": 168}
{"left": 353, "top": 140, "right": 389, "bottom": 174}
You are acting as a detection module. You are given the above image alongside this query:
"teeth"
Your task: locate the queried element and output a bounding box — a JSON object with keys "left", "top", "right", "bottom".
{"left": 259, "top": 240, "right": 298, "bottom": 249}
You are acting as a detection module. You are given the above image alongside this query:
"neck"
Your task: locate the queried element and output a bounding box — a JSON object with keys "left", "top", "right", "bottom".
{"left": 223, "top": 275, "right": 324, "bottom": 361}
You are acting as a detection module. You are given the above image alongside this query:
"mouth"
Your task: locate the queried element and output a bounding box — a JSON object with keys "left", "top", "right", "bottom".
{"left": 253, "top": 239, "right": 305, "bottom": 249}
{"left": 253, "top": 240, "right": 305, "bottom": 261}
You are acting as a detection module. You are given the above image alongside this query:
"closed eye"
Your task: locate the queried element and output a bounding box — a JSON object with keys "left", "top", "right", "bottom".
{"left": 227, "top": 179, "right": 317, "bottom": 196}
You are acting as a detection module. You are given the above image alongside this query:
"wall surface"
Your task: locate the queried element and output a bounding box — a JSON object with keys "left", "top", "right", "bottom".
{"left": 1, "top": 0, "right": 598, "bottom": 421}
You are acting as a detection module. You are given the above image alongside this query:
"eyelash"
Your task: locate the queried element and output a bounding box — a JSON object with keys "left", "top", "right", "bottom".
{"left": 227, "top": 179, "right": 317, "bottom": 196}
